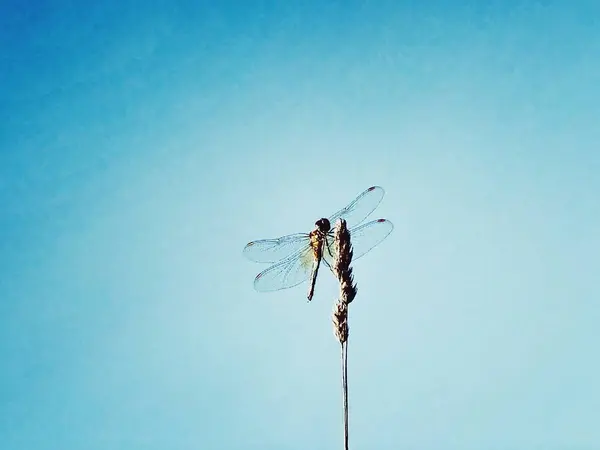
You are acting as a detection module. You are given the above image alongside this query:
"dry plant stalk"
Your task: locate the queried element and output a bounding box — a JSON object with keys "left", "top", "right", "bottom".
{"left": 332, "top": 219, "right": 357, "bottom": 450}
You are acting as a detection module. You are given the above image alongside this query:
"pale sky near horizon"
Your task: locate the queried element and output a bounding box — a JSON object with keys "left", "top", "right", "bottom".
{"left": 1, "top": 1, "right": 599, "bottom": 449}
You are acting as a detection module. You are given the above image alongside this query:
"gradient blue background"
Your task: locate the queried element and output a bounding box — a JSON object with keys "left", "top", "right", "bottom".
{"left": 1, "top": 1, "right": 599, "bottom": 449}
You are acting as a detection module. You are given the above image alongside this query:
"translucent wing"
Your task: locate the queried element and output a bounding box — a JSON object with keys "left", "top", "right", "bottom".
{"left": 253, "top": 245, "right": 315, "bottom": 292}
{"left": 243, "top": 233, "right": 310, "bottom": 263}
{"left": 323, "top": 219, "right": 394, "bottom": 268}
{"left": 328, "top": 186, "right": 385, "bottom": 229}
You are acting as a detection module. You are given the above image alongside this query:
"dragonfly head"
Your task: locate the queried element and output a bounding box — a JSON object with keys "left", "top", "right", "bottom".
{"left": 314, "top": 218, "right": 331, "bottom": 233}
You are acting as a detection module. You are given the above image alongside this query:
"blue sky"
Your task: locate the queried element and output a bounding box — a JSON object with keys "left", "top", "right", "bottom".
{"left": 1, "top": 1, "right": 599, "bottom": 449}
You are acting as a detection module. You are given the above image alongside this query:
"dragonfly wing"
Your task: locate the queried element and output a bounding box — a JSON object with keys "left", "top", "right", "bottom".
{"left": 323, "top": 219, "right": 393, "bottom": 268}
{"left": 328, "top": 186, "right": 385, "bottom": 229}
{"left": 253, "top": 245, "right": 315, "bottom": 292}
{"left": 243, "top": 233, "right": 310, "bottom": 263}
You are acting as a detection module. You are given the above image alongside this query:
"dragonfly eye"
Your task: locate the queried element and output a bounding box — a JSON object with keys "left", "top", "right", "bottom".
{"left": 315, "top": 218, "right": 331, "bottom": 232}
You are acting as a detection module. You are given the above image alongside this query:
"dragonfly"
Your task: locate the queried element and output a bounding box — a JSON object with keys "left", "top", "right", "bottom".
{"left": 243, "top": 186, "right": 393, "bottom": 301}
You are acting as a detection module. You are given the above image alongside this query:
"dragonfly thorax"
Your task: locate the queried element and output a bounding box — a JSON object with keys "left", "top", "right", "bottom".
{"left": 309, "top": 218, "right": 330, "bottom": 262}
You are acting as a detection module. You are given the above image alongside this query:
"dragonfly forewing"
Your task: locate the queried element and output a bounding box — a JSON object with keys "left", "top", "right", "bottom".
{"left": 243, "top": 233, "right": 310, "bottom": 263}
{"left": 328, "top": 186, "right": 385, "bottom": 230}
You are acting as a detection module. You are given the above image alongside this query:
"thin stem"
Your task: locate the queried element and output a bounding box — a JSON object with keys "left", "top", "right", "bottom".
{"left": 342, "top": 341, "right": 349, "bottom": 450}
